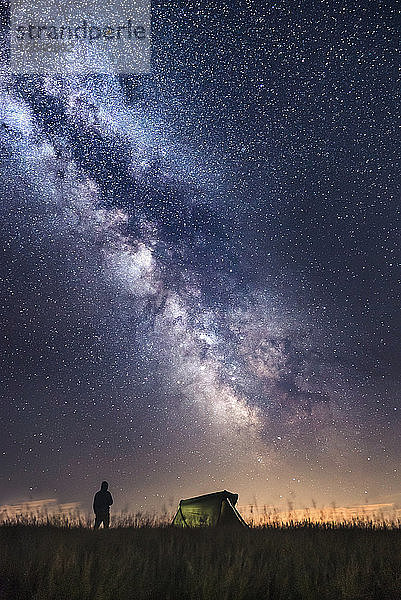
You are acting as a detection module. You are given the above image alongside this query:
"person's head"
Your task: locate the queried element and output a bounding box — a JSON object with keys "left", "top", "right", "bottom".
{"left": 101, "top": 481, "right": 108, "bottom": 491}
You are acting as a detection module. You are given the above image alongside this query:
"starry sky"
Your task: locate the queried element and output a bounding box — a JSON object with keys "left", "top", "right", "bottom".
{"left": 0, "top": 0, "right": 399, "bottom": 515}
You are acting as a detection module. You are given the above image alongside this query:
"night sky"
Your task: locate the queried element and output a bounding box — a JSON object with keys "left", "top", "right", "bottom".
{"left": 0, "top": 0, "right": 399, "bottom": 515}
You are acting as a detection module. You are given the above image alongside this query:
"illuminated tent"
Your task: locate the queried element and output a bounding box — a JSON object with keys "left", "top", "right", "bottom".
{"left": 172, "top": 490, "right": 248, "bottom": 528}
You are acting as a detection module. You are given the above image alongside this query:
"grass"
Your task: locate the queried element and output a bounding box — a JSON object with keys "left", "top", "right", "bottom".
{"left": 0, "top": 519, "right": 400, "bottom": 600}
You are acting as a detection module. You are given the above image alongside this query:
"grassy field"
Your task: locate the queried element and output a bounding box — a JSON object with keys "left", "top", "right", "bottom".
{"left": 0, "top": 522, "right": 400, "bottom": 600}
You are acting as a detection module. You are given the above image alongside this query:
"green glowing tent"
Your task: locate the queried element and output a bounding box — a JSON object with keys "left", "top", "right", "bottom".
{"left": 172, "top": 490, "right": 248, "bottom": 528}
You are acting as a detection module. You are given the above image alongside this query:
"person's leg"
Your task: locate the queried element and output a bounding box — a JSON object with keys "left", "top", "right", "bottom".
{"left": 94, "top": 514, "right": 102, "bottom": 529}
{"left": 103, "top": 513, "right": 110, "bottom": 528}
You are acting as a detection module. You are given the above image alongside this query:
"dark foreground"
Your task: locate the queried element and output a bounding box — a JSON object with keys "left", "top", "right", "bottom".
{"left": 0, "top": 524, "right": 400, "bottom": 600}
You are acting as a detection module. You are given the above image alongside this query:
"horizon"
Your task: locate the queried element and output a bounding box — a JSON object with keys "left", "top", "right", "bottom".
{"left": 2, "top": 494, "right": 401, "bottom": 525}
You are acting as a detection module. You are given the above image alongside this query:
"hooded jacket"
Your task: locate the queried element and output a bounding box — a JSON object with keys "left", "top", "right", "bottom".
{"left": 93, "top": 483, "right": 113, "bottom": 514}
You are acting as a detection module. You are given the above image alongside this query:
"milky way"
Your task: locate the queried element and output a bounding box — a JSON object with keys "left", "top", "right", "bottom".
{"left": 0, "top": 1, "right": 399, "bottom": 514}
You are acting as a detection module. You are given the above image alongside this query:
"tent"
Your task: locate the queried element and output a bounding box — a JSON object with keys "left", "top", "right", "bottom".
{"left": 172, "top": 490, "right": 248, "bottom": 527}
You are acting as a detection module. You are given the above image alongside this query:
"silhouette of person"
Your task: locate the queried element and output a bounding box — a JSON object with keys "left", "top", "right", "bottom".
{"left": 93, "top": 481, "right": 113, "bottom": 529}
